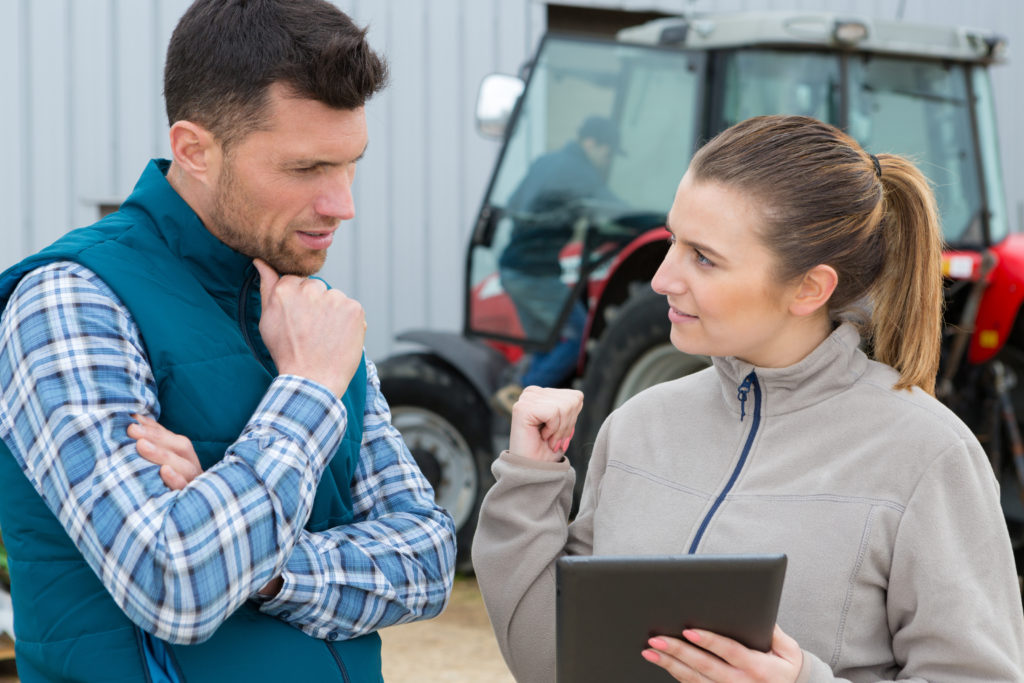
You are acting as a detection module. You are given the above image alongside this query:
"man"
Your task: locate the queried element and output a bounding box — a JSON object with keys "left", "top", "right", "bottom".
{"left": 493, "top": 116, "right": 626, "bottom": 411}
{"left": 0, "top": 1, "right": 455, "bottom": 681}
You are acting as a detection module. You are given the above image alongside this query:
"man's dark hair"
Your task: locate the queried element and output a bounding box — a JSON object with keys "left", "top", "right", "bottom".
{"left": 164, "top": 0, "right": 389, "bottom": 149}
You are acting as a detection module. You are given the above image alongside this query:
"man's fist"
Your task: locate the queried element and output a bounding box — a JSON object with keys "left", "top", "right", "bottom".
{"left": 254, "top": 258, "right": 366, "bottom": 397}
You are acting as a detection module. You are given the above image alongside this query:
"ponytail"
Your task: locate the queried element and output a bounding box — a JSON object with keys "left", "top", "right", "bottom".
{"left": 689, "top": 115, "right": 944, "bottom": 394}
{"left": 870, "top": 155, "right": 944, "bottom": 394}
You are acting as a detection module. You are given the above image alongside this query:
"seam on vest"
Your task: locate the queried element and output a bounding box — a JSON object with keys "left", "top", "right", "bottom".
{"left": 606, "top": 459, "right": 713, "bottom": 500}
{"left": 831, "top": 504, "right": 878, "bottom": 668}
{"left": 160, "top": 352, "right": 261, "bottom": 369}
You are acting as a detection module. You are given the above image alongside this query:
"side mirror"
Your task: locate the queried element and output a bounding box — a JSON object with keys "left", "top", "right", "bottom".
{"left": 475, "top": 73, "right": 524, "bottom": 139}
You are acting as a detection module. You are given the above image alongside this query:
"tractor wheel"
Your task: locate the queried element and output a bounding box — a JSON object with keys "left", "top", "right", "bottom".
{"left": 377, "top": 354, "right": 494, "bottom": 572}
{"left": 572, "top": 289, "right": 709, "bottom": 490}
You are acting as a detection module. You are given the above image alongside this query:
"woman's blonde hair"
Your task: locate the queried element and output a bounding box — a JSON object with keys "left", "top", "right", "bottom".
{"left": 689, "top": 115, "right": 943, "bottom": 394}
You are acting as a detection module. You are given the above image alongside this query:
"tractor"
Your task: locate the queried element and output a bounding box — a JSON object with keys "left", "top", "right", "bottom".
{"left": 377, "top": 11, "right": 1023, "bottom": 574}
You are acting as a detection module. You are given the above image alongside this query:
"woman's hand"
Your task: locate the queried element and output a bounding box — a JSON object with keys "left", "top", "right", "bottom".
{"left": 127, "top": 414, "right": 202, "bottom": 490}
{"left": 641, "top": 625, "right": 803, "bottom": 682}
{"left": 508, "top": 386, "right": 584, "bottom": 462}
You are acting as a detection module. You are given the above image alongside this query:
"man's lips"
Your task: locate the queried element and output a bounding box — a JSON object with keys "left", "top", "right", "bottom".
{"left": 296, "top": 229, "right": 336, "bottom": 250}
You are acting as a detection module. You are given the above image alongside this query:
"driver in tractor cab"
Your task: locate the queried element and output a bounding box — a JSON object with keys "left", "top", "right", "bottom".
{"left": 493, "top": 116, "right": 628, "bottom": 413}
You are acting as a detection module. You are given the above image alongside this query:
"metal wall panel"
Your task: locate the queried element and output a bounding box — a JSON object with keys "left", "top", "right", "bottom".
{"left": 4, "top": 0, "right": 1022, "bottom": 359}
{"left": 0, "top": 1, "right": 27, "bottom": 264}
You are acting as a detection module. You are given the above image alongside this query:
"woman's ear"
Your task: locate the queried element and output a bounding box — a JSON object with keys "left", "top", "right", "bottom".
{"left": 789, "top": 264, "right": 838, "bottom": 318}
{"left": 168, "top": 120, "right": 221, "bottom": 188}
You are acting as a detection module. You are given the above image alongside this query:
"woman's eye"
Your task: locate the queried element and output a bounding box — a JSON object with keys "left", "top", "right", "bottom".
{"left": 694, "top": 249, "right": 713, "bottom": 267}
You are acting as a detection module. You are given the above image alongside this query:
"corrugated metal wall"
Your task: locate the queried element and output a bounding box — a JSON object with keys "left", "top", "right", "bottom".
{"left": 3, "top": 0, "right": 1022, "bottom": 358}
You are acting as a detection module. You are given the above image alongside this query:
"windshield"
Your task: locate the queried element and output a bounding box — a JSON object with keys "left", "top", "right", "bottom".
{"left": 715, "top": 49, "right": 995, "bottom": 245}
{"left": 469, "top": 36, "right": 701, "bottom": 346}
{"left": 848, "top": 56, "right": 990, "bottom": 244}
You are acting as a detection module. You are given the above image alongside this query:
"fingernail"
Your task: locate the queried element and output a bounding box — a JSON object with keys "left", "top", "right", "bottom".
{"left": 641, "top": 649, "right": 660, "bottom": 663}
{"left": 682, "top": 629, "right": 701, "bottom": 643}
{"left": 648, "top": 637, "right": 667, "bottom": 649}
{"left": 561, "top": 438, "right": 571, "bottom": 452}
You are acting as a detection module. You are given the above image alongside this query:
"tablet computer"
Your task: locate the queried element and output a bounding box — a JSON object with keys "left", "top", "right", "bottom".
{"left": 556, "top": 554, "right": 787, "bottom": 683}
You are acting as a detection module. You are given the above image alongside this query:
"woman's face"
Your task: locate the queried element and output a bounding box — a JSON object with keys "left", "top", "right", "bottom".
{"left": 651, "top": 172, "right": 821, "bottom": 368}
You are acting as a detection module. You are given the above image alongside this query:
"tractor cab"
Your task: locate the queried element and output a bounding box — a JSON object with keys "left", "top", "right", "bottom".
{"left": 468, "top": 13, "right": 1007, "bottom": 366}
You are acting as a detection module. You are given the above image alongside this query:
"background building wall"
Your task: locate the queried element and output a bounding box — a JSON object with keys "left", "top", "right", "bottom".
{"left": 2, "top": 0, "right": 1021, "bottom": 359}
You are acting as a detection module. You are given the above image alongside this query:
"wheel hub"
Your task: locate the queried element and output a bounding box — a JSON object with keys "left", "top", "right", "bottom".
{"left": 391, "top": 406, "right": 478, "bottom": 530}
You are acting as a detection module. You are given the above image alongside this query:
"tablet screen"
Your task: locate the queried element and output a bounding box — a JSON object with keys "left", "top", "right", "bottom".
{"left": 556, "top": 554, "right": 787, "bottom": 683}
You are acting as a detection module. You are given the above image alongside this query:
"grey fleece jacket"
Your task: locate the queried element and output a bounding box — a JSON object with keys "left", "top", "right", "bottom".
{"left": 472, "top": 323, "right": 1024, "bottom": 682}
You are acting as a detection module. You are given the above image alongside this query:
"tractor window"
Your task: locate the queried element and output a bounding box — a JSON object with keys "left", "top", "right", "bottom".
{"left": 469, "top": 36, "right": 701, "bottom": 348}
{"left": 848, "top": 57, "right": 983, "bottom": 245}
{"left": 716, "top": 50, "right": 841, "bottom": 128}
{"left": 971, "top": 64, "right": 1008, "bottom": 244}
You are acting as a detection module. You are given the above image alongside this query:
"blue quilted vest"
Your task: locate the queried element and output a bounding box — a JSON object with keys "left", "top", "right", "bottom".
{"left": 0, "top": 159, "right": 382, "bottom": 682}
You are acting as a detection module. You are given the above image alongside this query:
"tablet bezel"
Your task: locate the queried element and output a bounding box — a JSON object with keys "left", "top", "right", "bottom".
{"left": 556, "top": 553, "right": 787, "bottom": 683}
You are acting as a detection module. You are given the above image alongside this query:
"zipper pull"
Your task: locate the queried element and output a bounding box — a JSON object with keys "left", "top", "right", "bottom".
{"left": 736, "top": 374, "right": 753, "bottom": 421}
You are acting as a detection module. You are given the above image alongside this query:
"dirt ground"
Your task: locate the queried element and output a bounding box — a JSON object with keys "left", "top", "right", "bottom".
{"left": 0, "top": 576, "right": 512, "bottom": 683}
{"left": 380, "top": 575, "right": 514, "bottom": 682}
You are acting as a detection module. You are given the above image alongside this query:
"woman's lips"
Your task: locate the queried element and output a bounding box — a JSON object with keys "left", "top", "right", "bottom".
{"left": 667, "top": 306, "right": 698, "bottom": 324}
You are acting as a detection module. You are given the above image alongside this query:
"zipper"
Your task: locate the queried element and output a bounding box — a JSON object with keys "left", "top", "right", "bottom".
{"left": 688, "top": 371, "right": 761, "bottom": 554}
{"left": 237, "top": 266, "right": 259, "bottom": 357}
{"left": 325, "top": 641, "right": 353, "bottom": 683}
{"left": 237, "top": 266, "right": 277, "bottom": 374}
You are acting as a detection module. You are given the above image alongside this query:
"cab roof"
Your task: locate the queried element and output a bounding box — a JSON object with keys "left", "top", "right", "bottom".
{"left": 616, "top": 12, "right": 1006, "bottom": 64}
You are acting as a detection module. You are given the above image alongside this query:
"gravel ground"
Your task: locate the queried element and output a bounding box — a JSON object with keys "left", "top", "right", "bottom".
{"left": 0, "top": 576, "right": 512, "bottom": 683}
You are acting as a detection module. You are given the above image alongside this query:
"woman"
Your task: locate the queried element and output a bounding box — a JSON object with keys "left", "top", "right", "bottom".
{"left": 470, "top": 115, "right": 1024, "bottom": 682}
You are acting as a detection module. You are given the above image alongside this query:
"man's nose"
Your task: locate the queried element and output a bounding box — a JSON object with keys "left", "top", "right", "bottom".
{"left": 314, "top": 173, "right": 356, "bottom": 220}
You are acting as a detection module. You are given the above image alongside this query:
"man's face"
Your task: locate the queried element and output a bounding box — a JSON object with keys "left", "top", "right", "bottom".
{"left": 580, "top": 137, "right": 613, "bottom": 173}
{"left": 206, "top": 83, "right": 368, "bottom": 276}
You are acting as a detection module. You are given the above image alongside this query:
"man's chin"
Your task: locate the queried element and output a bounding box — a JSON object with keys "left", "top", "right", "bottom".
{"left": 263, "top": 251, "right": 326, "bottom": 277}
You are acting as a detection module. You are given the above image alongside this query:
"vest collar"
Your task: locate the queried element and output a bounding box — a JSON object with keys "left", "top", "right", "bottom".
{"left": 712, "top": 322, "right": 869, "bottom": 417}
{"left": 121, "top": 159, "right": 254, "bottom": 298}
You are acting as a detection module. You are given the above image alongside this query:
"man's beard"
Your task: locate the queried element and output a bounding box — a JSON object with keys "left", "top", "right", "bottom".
{"left": 207, "top": 162, "right": 329, "bottom": 277}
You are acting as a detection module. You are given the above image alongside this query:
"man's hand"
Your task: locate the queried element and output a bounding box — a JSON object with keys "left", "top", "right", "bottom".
{"left": 254, "top": 259, "right": 366, "bottom": 397}
{"left": 508, "top": 386, "right": 584, "bottom": 462}
{"left": 129, "top": 415, "right": 283, "bottom": 598}
{"left": 128, "top": 414, "right": 202, "bottom": 490}
{"left": 641, "top": 624, "right": 803, "bottom": 682}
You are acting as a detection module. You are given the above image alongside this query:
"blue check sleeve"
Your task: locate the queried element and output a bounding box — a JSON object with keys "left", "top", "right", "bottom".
{"left": 0, "top": 262, "right": 346, "bottom": 644}
{"left": 256, "top": 359, "right": 457, "bottom": 640}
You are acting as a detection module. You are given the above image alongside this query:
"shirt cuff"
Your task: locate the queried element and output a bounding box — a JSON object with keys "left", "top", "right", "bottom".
{"left": 244, "top": 374, "right": 349, "bottom": 471}
{"left": 499, "top": 449, "right": 573, "bottom": 471}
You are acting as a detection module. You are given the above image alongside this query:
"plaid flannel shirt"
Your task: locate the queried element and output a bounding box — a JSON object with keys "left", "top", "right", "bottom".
{"left": 0, "top": 261, "right": 455, "bottom": 644}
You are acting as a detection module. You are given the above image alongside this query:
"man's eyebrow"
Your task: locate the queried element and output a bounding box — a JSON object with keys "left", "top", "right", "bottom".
{"left": 286, "top": 143, "right": 368, "bottom": 168}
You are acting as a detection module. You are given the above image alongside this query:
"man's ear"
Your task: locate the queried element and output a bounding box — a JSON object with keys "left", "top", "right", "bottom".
{"left": 168, "top": 120, "right": 221, "bottom": 187}
{"left": 789, "top": 264, "right": 838, "bottom": 318}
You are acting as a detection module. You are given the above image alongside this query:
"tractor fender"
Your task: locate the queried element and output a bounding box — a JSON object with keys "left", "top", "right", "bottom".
{"left": 971, "top": 234, "right": 1024, "bottom": 363}
{"left": 582, "top": 228, "right": 670, "bottom": 352}
{"left": 393, "top": 329, "right": 512, "bottom": 401}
